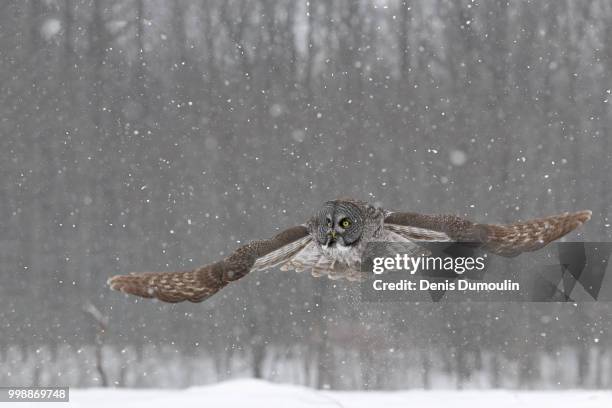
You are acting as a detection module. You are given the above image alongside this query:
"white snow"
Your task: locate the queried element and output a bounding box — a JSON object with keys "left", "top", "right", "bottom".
{"left": 6, "top": 380, "right": 612, "bottom": 408}
{"left": 449, "top": 149, "right": 468, "bottom": 166}
{"left": 40, "top": 19, "right": 62, "bottom": 41}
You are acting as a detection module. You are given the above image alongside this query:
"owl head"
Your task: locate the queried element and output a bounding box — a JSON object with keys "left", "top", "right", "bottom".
{"left": 313, "top": 200, "right": 365, "bottom": 247}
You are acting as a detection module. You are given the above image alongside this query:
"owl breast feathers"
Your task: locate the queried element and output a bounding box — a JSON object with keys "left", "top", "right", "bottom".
{"left": 108, "top": 198, "right": 591, "bottom": 303}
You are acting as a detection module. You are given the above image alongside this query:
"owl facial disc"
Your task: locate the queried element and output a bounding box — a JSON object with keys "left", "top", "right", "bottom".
{"left": 315, "top": 200, "right": 365, "bottom": 247}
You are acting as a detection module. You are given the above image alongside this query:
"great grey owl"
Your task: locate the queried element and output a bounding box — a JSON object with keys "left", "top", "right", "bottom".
{"left": 108, "top": 198, "right": 591, "bottom": 303}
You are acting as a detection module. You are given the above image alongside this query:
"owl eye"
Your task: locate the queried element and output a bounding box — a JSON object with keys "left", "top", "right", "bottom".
{"left": 340, "top": 218, "right": 351, "bottom": 228}
{"left": 326, "top": 219, "right": 333, "bottom": 228}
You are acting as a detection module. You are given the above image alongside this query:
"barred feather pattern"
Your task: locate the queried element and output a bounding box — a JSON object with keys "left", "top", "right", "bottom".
{"left": 384, "top": 210, "right": 591, "bottom": 257}
{"left": 108, "top": 225, "right": 309, "bottom": 303}
{"left": 107, "top": 263, "right": 227, "bottom": 303}
{"left": 479, "top": 210, "right": 592, "bottom": 257}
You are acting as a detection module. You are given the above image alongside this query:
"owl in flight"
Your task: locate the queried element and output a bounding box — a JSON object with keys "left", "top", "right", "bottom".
{"left": 108, "top": 199, "right": 591, "bottom": 303}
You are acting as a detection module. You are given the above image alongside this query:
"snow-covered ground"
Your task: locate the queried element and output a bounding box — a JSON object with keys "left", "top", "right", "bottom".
{"left": 5, "top": 379, "right": 612, "bottom": 407}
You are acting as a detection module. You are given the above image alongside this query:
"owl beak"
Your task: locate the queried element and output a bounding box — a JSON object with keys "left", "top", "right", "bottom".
{"left": 324, "top": 230, "right": 337, "bottom": 247}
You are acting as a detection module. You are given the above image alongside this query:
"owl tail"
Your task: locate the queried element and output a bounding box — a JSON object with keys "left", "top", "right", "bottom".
{"left": 479, "top": 210, "right": 591, "bottom": 257}
{"left": 108, "top": 265, "right": 226, "bottom": 303}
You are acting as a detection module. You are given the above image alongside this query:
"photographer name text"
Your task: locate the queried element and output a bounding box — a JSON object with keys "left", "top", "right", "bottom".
{"left": 370, "top": 254, "right": 519, "bottom": 292}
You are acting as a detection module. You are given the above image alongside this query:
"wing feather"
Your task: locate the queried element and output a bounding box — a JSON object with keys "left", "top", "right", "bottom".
{"left": 384, "top": 224, "right": 451, "bottom": 242}
{"left": 252, "top": 234, "right": 312, "bottom": 271}
{"left": 384, "top": 210, "right": 591, "bottom": 257}
{"left": 108, "top": 225, "right": 310, "bottom": 303}
{"left": 280, "top": 241, "right": 322, "bottom": 273}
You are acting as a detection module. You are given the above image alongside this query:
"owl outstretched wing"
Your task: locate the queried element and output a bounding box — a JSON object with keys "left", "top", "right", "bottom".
{"left": 108, "top": 225, "right": 310, "bottom": 303}
{"left": 384, "top": 210, "right": 591, "bottom": 257}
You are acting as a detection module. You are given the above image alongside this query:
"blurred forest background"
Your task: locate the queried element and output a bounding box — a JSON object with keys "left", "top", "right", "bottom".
{"left": 1, "top": 0, "right": 612, "bottom": 390}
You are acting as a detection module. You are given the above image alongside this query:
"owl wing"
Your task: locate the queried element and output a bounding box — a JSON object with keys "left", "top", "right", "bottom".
{"left": 108, "top": 225, "right": 311, "bottom": 303}
{"left": 384, "top": 210, "right": 591, "bottom": 257}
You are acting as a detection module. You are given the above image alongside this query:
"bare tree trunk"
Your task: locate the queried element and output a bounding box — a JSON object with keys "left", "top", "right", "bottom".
{"left": 576, "top": 341, "right": 589, "bottom": 387}
{"left": 252, "top": 340, "right": 266, "bottom": 379}
{"left": 594, "top": 347, "right": 604, "bottom": 388}
{"left": 313, "top": 280, "right": 332, "bottom": 389}
{"left": 83, "top": 303, "right": 109, "bottom": 387}
{"left": 421, "top": 349, "right": 431, "bottom": 389}
{"left": 455, "top": 345, "right": 467, "bottom": 390}
{"left": 490, "top": 353, "right": 501, "bottom": 388}
{"left": 88, "top": 0, "right": 107, "bottom": 131}
{"left": 134, "top": 0, "right": 148, "bottom": 119}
